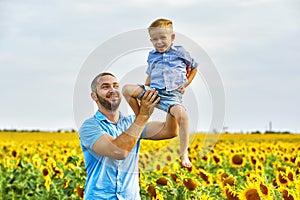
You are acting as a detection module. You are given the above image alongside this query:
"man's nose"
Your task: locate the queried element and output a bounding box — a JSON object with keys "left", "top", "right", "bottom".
{"left": 108, "top": 86, "right": 117, "bottom": 92}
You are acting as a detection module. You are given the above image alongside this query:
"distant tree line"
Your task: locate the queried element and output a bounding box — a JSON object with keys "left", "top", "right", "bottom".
{"left": 0, "top": 129, "right": 77, "bottom": 133}
{"left": 251, "top": 130, "right": 291, "bottom": 134}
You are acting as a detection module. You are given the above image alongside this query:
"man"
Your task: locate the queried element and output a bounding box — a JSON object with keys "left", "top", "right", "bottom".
{"left": 79, "top": 72, "right": 179, "bottom": 199}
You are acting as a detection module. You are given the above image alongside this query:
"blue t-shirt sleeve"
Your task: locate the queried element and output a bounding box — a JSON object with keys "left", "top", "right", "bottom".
{"left": 79, "top": 118, "right": 106, "bottom": 150}
{"left": 177, "top": 46, "right": 198, "bottom": 69}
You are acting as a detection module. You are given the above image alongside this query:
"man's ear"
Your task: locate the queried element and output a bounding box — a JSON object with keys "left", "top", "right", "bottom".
{"left": 91, "top": 92, "right": 98, "bottom": 102}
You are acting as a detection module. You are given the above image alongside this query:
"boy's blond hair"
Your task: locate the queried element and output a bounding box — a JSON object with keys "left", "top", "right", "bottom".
{"left": 148, "top": 18, "right": 173, "bottom": 33}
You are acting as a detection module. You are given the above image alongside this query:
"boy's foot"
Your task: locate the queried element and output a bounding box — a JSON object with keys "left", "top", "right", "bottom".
{"left": 181, "top": 153, "right": 192, "bottom": 168}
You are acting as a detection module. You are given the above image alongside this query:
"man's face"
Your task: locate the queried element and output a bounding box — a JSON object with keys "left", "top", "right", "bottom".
{"left": 94, "top": 75, "right": 121, "bottom": 111}
{"left": 149, "top": 28, "right": 175, "bottom": 53}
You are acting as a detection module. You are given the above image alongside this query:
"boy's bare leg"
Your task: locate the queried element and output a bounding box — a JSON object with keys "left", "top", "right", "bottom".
{"left": 170, "top": 105, "right": 192, "bottom": 168}
{"left": 122, "top": 85, "right": 144, "bottom": 116}
{"left": 143, "top": 114, "right": 179, "bottom": 140}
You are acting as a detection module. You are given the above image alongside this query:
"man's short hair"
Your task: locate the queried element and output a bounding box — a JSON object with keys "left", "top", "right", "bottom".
{"left": 91, "top": 72, "right": 115, "bottom": 92}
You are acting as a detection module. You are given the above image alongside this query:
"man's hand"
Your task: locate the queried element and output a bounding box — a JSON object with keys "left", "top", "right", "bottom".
{"left": 139, "top": 89, "right": 160, "bottom": 117}
{"left": 92, "top": 89, "right": 160, "bottom": 160}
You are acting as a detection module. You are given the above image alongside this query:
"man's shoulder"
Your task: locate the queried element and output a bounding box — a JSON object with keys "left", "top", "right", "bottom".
{"left": 82, "top": 116, "right": 97, "bottom": 125}
{"left": 79, "top": 117, "right": 98, "bottom": 132}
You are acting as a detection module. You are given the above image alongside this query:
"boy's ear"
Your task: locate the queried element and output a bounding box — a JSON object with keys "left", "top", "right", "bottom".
{"left": 171, "top": 33, "right": 175, "bottom": 41}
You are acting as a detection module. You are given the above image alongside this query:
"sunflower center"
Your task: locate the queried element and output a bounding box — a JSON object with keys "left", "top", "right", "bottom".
{"left": 260, "top": 183, "right": 268, "bottom": 195}
{"left": 232, "top": 155, "right": 243, "bottom": 165}
{"left": 245, "top": 189, "right": 261, "bottom": 200}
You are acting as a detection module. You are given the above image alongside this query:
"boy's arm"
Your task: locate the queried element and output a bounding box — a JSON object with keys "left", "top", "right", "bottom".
{"left": 177, "top": 67, "right": 197, "bottom": 93}
{"left": 186, "top": 67, "right": 197, "bottom": 86}
{"left": 145, "top": 75, "right": 151, "bottom": 86}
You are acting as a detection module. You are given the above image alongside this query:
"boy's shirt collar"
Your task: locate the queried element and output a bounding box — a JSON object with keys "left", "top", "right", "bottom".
{"left": 153, "top": 44, "right": 177, "bottom": 53}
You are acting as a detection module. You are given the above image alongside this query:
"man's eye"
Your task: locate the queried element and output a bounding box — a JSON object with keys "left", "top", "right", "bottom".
{"left": 102, "top": 86, "right": 109, "bottom": 89}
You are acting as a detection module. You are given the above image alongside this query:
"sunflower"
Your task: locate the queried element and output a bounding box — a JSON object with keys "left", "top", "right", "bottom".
{"left": 258, "top": 154, "right": 266, "bottom": 163}
{"left": 183, "top": 178, "right": 198, "bottom": 190}
{"left": 245, "top": 170, "right": 259, "bottom": 183}
{"left": 217, "top": 169, "right": 228, "bottom": 181}
{"left": 199, "top": 194, "right": 213, "bottom": 200}
{"left": 255, "top": 162, "right": 264, "bottom": 174}
{"left": 156, "top": 177, "right": 168, "bottom": 186}
{"left": 63, "top": 178, "right": 70, "bottom": 188}
{"left": 162, "top": 165, "right": 170, "bottom": 175}
{"left": 230, "top": 154, "right": 246, "bottom": 168}
{"left": 248, "top": 154, "right": 258, "bottom": 166}
{"left": 53, "top": 166, "right": 64, "bottom": 179}
{"left": 44, "top": 176, "right": 51, "bottom": 192}
{"left": 201, "top": 155, "right": 210, "bottom": 163}
{"left": 170, "top": 173, "right": 179, "bottom": 183}
{"left": 222, "top": 175, "right": 236, "bottom": 187}
{"left": 250, "top": 146, "right": 258, "bottom": 153}
{"left": 295, "top": 156, "right": 300, "bottom": 168}
{"left": 286, "top": 167, "right": 296, "bottom": 186}
{"left": 162, "top": 152, "right": 175, "bottom": 165}
{"left": 223, "top": 185, "right": 239, "bottom": 200}
{"left": 76, "top": 184, "right": 84, "bottom": 198}
{"left": 10, "top": 149, "right": 18, "bottom": 158}
{"left": 238, "top": 182, "right": 261, "bottom": 200}
{"left": 147, "top": 185, "right": 156, "bottom": 199}
{"left": 212, "top": 154, "right": 222, "bottom": 165}
{"left": 152, "top": 160, "right": 163, "bottom": 173}
{"left": 281, "top": 188, "right": 297, "bottom": 200}
{"left": 41, "top": 166, "right": 50, "bottom": 179}
{"left": 276, "top": 171, "right": 288, "bottom": 187}
{"left": 32, "top": 155, "right": 42, "bottom": 169}
{"left": 256, "top": 177, "right": 273, "bottom": 200}
{"left": 198, "top": 168, "right": 211, "bottom": 185}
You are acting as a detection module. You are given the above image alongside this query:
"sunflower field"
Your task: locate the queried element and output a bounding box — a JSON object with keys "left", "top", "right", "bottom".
{"left": 0, "top": 131, "right": 300, "bottom": 200}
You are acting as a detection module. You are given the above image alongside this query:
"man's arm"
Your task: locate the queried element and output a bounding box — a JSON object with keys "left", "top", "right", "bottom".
{"left": 92, "top": 89, "right": 159, "bottom": 160}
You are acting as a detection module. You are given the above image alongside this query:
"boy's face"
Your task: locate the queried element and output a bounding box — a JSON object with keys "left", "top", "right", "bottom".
{"left": 149, "top": 28, "right": 175, "bottom": 53}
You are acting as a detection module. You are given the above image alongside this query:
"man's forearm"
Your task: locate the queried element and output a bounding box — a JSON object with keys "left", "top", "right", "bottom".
{"left": 112, "top": 115, "right": 148, "bottom": 152}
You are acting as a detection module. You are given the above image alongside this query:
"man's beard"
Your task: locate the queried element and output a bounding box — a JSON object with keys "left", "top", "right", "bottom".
{"left": 97, "top": 93, "right": 121, "bottom": 111}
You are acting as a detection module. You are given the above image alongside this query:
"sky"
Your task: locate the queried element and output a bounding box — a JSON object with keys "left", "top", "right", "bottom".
{"left": 0, "top": 0, "right": 299, "bottom": 133}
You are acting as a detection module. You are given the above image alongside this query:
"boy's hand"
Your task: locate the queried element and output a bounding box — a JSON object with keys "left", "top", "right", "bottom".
{"left": 177, "top": 83, "right": 188, "bottom": 94}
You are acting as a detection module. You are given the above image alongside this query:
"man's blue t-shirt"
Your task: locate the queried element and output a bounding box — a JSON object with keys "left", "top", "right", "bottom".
{"left": 79, "top": 111, "right": 141, "bottom": 200}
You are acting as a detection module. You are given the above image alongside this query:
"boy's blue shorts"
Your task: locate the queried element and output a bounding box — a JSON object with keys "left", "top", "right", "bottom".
{"left": 137, "top": 85, "right": 183, "bottom": 114}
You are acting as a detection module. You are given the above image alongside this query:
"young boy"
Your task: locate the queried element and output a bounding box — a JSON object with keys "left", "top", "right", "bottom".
{"left": 122, "top": 18, "right": 198, "bottom": 168}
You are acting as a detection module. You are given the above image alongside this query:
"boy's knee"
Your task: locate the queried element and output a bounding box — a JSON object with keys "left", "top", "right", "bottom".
{"left": 170, "top": 105, "right": 187, "bottom": 117}
{"left": 122, "top": 84, "right": 143, "bottom": 98}
{"left": 122, "top": 85, "right": 131, "bottom": 96}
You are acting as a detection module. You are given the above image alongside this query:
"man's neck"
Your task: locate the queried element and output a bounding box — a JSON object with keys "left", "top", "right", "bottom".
{"left": 99, "top": 107, "right": 119, "bottom": 124}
